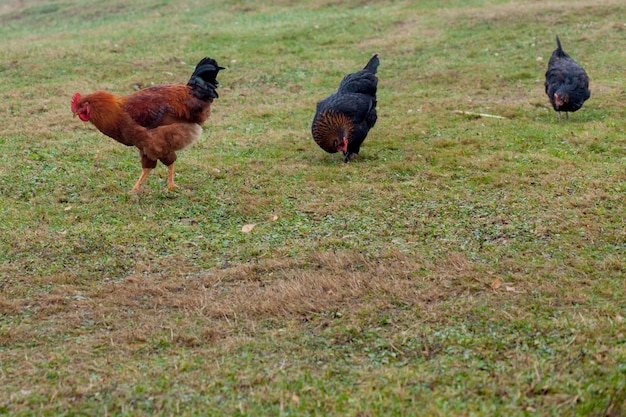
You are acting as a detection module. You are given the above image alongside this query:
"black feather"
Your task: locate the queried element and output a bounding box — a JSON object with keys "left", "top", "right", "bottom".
{"left": 188, "top": 57, "right": 225, "bottom": 100}
{"left": 337, "top": 54, "right": 379, "bottom": 96}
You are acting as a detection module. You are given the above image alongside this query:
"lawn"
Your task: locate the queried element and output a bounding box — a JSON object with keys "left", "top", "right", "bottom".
{"left": 0, "top": 0, "right": 625, "bottom": 415}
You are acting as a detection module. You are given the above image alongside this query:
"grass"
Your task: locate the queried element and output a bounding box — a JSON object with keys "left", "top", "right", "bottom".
{"left": 1, "top": 0, "right": 625, "bottom": 415}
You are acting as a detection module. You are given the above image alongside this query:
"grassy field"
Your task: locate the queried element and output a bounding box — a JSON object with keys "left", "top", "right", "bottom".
{"left": 1, "top": 0, "right": 625, "bottom": 415}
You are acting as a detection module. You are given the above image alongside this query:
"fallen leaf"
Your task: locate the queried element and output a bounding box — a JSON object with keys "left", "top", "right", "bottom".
{"left": 241, "top": 224, "right": 255, "bottom": 233}
{"left": 491, "top": 277, "right": 502, "bottom": 290}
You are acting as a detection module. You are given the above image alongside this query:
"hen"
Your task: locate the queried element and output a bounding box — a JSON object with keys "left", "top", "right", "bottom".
{"left": 72, "top": 57, "right": 224, "bottom": 191}
{"left": 312, "top": 54, "right": 379, "bottom": 162}
{"left": 545, "top": 36, "right": 590, "bottom": 121}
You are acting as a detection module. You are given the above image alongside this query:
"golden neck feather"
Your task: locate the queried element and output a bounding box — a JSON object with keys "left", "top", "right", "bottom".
{"left": 312, "top": 111, "right": 353, "bottom": 153}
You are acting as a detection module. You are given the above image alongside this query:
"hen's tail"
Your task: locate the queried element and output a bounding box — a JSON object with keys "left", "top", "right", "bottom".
{"left": 363, "top": 54, "right": 379, "bottom": 74}
{"left": 337, "top": 54, "right": 380, "bottom": 96}
{"left": 188, "top": 57, "right": 225, "bottom": 100}
{"left": 554, "top": 35, "right": 568, "bottom": 58}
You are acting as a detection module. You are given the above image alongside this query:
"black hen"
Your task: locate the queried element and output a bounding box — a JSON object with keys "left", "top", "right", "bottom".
{"left": 545, "top": 35, "right": 590, "bottom": 120}
{"left": 312, "top": 54, "right": 379, "bottom": 162}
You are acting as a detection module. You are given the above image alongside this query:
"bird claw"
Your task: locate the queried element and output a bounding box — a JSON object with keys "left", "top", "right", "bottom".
{"left": 130, "top": 185, "right": 143, "bottom": 193}
{"left": 166, "top": 183, "right": 180, "bottom": 192}
{"left": 343, "top": 152, "right": 356, "bottom": 163}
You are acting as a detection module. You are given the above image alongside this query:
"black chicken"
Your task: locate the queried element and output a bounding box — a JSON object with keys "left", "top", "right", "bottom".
{"left": 545, "top": 35, "right": 590, "bottom": 120}
{"left": 312, "top": 54, "right": 379, "bottom": 162}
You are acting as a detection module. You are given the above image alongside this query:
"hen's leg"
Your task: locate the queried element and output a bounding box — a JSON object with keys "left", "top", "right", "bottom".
{"left": 131, "top": 168, "right": 152, "bottom": 192}
{"left": 343, "top": 151, "right": 359, "bottom": 163}
{"left": 166, "top": 164, "right": 179, "bottom": 191}
{"left": 132, "top": 151, "right": 158, "bottom": 192}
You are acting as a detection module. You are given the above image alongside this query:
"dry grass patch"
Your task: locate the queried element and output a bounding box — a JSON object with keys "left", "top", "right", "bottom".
{"left": 2, "top": 250, "right": 430, "bottom": 330}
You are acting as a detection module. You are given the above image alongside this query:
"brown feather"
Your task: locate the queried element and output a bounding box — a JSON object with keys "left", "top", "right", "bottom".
{"left": 122, "top": 85, "right": 212, "bottom": 128}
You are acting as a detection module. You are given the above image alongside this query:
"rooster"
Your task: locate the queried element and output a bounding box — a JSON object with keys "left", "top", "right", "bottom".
{"left": 312, "top": 54, "right": 379, "bottom": 162}
{"left": 545, "top": 36, "right": 590, "bottom": 121}
{"left": 72, "top": 57, "right": 224, "bottom": 191}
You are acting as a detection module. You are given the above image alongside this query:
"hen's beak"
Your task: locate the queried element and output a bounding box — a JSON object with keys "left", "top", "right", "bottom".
{"left": 340, "top": 137, "right": 348, "bottom": 153}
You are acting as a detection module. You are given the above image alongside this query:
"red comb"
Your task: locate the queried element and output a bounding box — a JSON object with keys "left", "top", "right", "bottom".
{"left": 71, "top": 93, "right": 81, "bottom": 113}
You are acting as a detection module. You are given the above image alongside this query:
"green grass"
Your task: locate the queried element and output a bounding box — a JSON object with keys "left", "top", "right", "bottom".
{"left": 1, "top": 0, "right": 626, "bottom": 415}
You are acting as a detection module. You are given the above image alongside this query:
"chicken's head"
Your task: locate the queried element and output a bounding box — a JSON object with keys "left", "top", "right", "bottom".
{"left": 312, "top": 110, "right": 353, "bottom": 154}
{"left": 71, "top": 93, "right": 91, "bottom": 121}
{"left": 335, "top": 136, "right": 348, "bottom": 153}
{"left": 554, "top": 92, "right": 568, "bottom": 108}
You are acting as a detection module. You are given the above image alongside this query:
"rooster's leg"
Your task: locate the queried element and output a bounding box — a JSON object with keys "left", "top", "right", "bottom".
{"left": 131, "top": 168, "right": 152, "bottom": 192}
{"left": 166, "top": 164, "right": 179, "bottom": 191}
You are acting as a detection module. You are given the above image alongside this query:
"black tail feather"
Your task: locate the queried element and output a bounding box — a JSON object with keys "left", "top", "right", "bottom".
{"left": 363, "top": 54, "right": 379, "bottom": 74}
{"left": 188, "top": 57, "right": 225, "bottom": 100}
{"left": 336, "top": 54, "right": 380, "bottom": 95}
{"left": 554, "top": 35, "right": 568, "bottom": 58}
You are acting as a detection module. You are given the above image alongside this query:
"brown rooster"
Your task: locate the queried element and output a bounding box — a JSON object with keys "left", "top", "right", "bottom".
{"left": 311, "top": 54, "right": 379, "bottom": 162}
{"left": 72, "top": 57, "right": 224, "bottom": 191}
